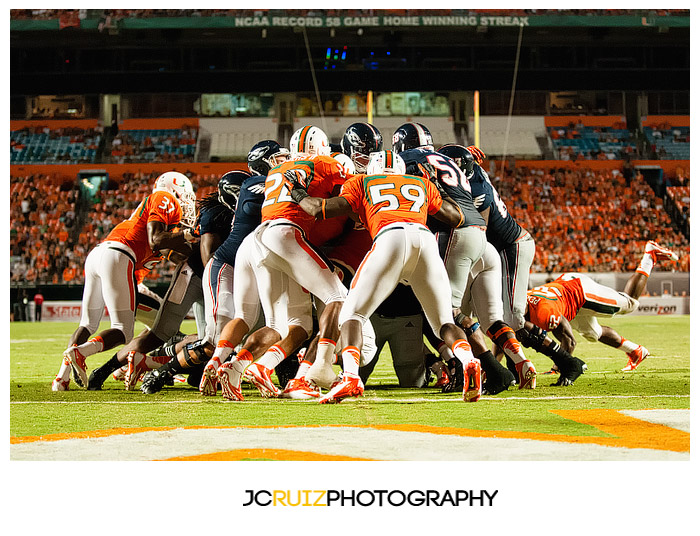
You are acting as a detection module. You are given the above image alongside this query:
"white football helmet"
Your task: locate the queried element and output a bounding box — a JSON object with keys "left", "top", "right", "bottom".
{"left": 153, "top": 171, "right": 197, "bottom": 228}
{"left": 331, "top": 152, "right": 356, "bottom": 175}
{"left": 366, "top": 150, "right": 406, "bottom": 175}
{"left": 289, "top": 125, "right": 330, "bottom": 157}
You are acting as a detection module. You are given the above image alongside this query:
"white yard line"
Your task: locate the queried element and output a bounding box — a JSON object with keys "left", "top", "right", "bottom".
{"left": 10, "top": 393, "right": 691, "bottom": 404}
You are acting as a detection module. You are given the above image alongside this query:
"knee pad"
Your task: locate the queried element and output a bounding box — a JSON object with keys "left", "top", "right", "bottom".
{"left": 516, "top": 326, "right": 547, "bottom": 351}
{"left": 486, "top": 320, "right": 511, "bottom": 341}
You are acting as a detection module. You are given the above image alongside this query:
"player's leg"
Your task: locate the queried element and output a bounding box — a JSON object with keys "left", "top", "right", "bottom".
{"left": 443, "top": 226, "right": 487, "bottom": 308}
{"left": 319, "top": 233, "right": 405, "bottom": 402}
{"left": 500, "top": 233, "right": 536, "bottom": 330}
{"left": 598, "top": 324, "right": 649, "bottom": 372}
{"left": 95, "top": 264, "right": 202, "bottom": 391}
{"left": 409, "top": 232, "right": 481, "bottom": 402}
{"left": 259, "top": 223, "right": 347, "bottom": 387}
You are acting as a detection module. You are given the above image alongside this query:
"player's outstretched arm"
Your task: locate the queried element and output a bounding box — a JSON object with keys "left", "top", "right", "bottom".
{"left": 298, "top": 195, "right": 353, "bottom": 220}
{"left": 432, "top": 197, "right": 465, "bottom": 228}
{"left": 551, "top": 316, "right": 577, "bottom": 354}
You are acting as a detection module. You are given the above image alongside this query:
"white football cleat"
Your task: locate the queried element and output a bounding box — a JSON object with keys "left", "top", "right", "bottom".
{"left": 217, "top": 362, "right": 244, "bottom": 401}
{"left": 51, "top": 376, "right": 69, "bottom": 391}
{"left": 244, "top": 363, "right": 281, "bottom": 398}
{"left": 645, "top": 240, "right": 679, "bottom": 262}
{"left": 199, "top": 359, "right": 220, "bottom": 396}
{"left": 281, "top": 378, "right": 321, "bottom": 399}
{"left": 124, "top": 351, "right": 147, "bottom": 391}
{"left": 64, "top": 346, "right": 88, "bottom": 388}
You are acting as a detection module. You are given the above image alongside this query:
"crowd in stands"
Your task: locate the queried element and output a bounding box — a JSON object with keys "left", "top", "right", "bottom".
{"left": 108, "top": 126, "right": 198, "bottom": 164}
{"left": 10, "top": 9, "right": 690, "bottom": 21}
{"left": 491, "top": 166, "right": 690, "bottom": 275}
{"left": 10, "top": 171, "right": 218, "bottom": 286}
{"left": 11, "top": 176, "right": 83, "bottom": 285}
{"left": 10, "top": 163, "right": 689, "bottom": 287}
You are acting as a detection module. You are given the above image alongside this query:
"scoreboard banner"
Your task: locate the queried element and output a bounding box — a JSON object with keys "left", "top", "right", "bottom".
{"left": 11, "top": 15, "right": 690, "bottom": 31}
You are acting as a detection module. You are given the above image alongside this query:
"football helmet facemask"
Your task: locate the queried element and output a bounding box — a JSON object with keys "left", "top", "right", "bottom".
{"left": 247, "top": 140, "right": 291, "bottom": 176}
{"left": 391, "top": 122, "right": 434, "bottom": 153}
{"left": 341, "top": 122, "right": 383, "bottom": 173}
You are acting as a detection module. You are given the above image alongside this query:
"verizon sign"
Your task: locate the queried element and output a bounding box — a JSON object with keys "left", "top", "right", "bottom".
{"left": 629, "top": 297, "right": 689, "bottom": 315}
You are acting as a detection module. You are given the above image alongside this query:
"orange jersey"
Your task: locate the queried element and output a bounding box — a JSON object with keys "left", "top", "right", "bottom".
{"left": 261, "top": 155, "right": 349, "bottom": 235}
{"left": 339, "top": 173, "right": 443, "bottom": 239}
{"left": 105, "top": 190, "right": 182, "bottom": 271}
{"left": 526, "top": 276, "right": 586, "bottom": 330}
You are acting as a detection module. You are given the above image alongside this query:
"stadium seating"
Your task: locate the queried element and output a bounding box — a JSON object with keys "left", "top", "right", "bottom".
{"left": 109, "top": 127, "right": 198, "bottom": 163}
{"left": 549, "top": 125, "right": 636, "bottom": 160}
{"left": 643, "top": 126, "right": 690, "bottom": 160}
{"left": 10, "top": 128, "right": 101, "bottom": 164}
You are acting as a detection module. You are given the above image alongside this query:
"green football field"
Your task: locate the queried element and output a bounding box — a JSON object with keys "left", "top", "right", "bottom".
{"left": 10, "top": 315, "right": 689, "bottom": 458}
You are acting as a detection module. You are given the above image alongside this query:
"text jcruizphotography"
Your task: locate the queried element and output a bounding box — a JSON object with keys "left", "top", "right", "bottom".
{"left": 243, "top": 489, "right": 498, "bottom": 507}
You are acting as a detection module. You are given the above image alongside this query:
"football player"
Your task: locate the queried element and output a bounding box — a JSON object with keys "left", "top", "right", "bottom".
{"left": 86, "top": 171, "right": 239, "bottom": 391}
{"left": 340, "top": 122, "right": 383, "bottom": 173}
{"left": 393, "top": 127, "right": 514, "bottom": 393}
{"left": 52, "top": 172, "right": 197, "bottom": 391}
{"left": 237, "top": 126, "right": 350, "bottom": 395}
{"left": 438, "top": 144, "right": 587, "bottom": 385}
{"left": 526, "top": 241, "right": 678, "bottom": 371}
{"left": 286, "top": 149, "right": 484, "bottom": 403}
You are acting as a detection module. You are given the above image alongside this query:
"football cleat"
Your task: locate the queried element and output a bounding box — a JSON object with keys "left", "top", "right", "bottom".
{"left": 199, "top": 359, "right": 220, "bottom": 396}
{"left": 112, "top": 365, "right": 127, "bottom": 382}
{"left": 318, "top": 372, "right": 364, "bottom": 404}
{"left": 140, "top": 367, "right": 174, "bottom": 395}
{"left": 64, "top": 346, "right": 88, "bottom": 388}
{"left": 244, "top": 362, "right": 281, "bottom": 398}
{"left": 515, "top": 359, "right": 537, "bottom": 389}
{"left": 217, "top": 362, "right": 244, "bottom": 401}
{"left": 481, "top": 366, "right": 516, "bottom": 396}
{"left": 51, "top": 376, "right": 69, "bottom": 391}
{"left": 622, "top": 345, "right": 649, "bottom": 372}
{"left": 462, "top": 359, "right": 482, "bottom": 402}
{"left": 645, "top": 240, "right": 679, "bottom": 262}
{"left": 552, "top": 357, "right": 587, "bottom": 386}
{"left": 124, "top": 351, "right": 147, "bottom": 391}
{"left": 441, "top": 357, "right": 464, "bottom": 393}
{"left": 305, "top": 360, "right": 338, "bottom": 390}
{"left": 281, "top": 378, "right": 321, "bottom": 399}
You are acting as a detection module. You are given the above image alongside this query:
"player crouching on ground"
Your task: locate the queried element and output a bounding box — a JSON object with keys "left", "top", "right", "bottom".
{"left": 525, "top": 241, "right": 678, "bottom": 372}
{"left": 285, "top": 150, "right": 484, "bottom": 403}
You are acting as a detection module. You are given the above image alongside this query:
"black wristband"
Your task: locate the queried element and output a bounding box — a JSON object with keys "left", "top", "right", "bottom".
{"left": 290, "top": 188, "right": 310, "bottom": 203}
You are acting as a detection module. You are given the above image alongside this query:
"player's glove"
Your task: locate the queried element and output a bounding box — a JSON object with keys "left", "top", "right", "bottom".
{"left": 283, "top": 169, "right": 312, "bottom": 203}
{"left": 466, "top": 145, "right": 486, "bottom": 165}
{"left": 417, "top": 161, "right": 438, "bottom": 181}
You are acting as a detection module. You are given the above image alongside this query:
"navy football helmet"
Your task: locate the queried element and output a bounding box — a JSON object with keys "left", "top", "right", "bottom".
{"left": 391, "top": 122, "right": 434, "bottom": 153}
{"left": 247, "top": 140, "right": 290, "bottom": 176}
{"left": 341, "top": 122, "right": 383, "bottom": 173}
{"left": 218, "top": 170, "right": 251, "bottom": 211}
{"left": 437, "top": 144, "right": 476, "bottom": 179}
